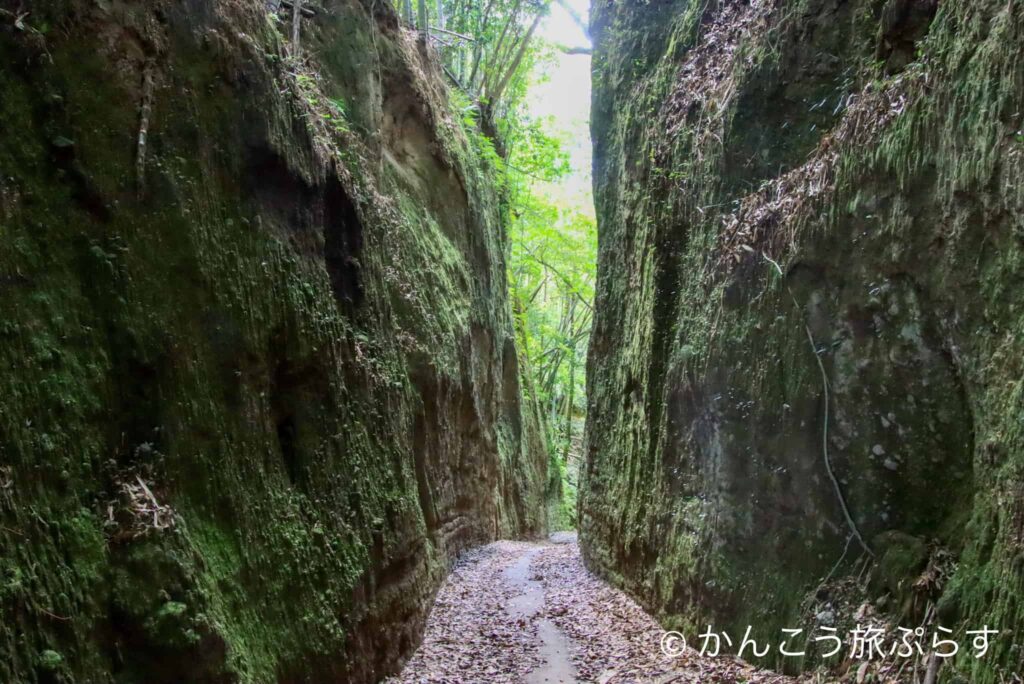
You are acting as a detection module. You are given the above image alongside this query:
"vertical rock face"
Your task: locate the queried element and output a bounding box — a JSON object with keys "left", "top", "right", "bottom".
{"left": 583, "top": 0, "right": 1022, "bottom": 679}
{"left": 0, "top": 1, "right": 547, "bottom": 681}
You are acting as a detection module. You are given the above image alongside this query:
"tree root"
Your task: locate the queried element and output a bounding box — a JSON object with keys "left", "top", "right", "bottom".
{"left": 136, "top": 59, "right": 155, "bottom": 198}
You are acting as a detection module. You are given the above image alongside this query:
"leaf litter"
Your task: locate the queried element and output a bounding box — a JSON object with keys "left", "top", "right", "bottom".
{"left": 388, "top": 534, "right": 796, "bottom": 683}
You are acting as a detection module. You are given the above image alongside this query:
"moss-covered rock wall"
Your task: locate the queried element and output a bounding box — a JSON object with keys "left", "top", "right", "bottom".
{"left": 582, "top": 0, "right": 1022, "bottom": 680}
{"left": 0, "top": 1, "right": 547, "bottom": 681}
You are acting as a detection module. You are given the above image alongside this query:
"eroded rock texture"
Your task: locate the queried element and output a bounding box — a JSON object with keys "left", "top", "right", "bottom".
{"left": 582, "top": 0, "right": 1022, "bottom": 680}
{"left": 0, "top": 1, "right": 547, "bottom": 681}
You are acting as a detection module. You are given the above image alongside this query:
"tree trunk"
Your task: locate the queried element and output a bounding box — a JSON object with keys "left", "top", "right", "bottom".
{"left": 418, "top": 0, "right": 428, "bottom": 34}
{"left": 467, "top": 0, "right": 497, "bottom": 90}
{"left": 562, "top": 343, "right": 575, "bottom": 466}
{"left": 482, "top": 0, "right": 522, "bottom": 96}
{"left": 291, "top": 0, "right": 303, "bottom": 57}
{"left": 490, "top": 10, "right": 542, "bottom": 103}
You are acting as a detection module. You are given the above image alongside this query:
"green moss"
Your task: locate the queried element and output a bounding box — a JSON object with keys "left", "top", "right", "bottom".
{"left": 872, "top": 531, "right": 929, "bottom": 611}
{"left": 0, "top": 0, "right": 548, "bottom": 681}
{"left": 583, "top": 0, "right": 1024, "bottom": 680}
{"left": 37, "top": 649, "right": 64, "bottom": 672}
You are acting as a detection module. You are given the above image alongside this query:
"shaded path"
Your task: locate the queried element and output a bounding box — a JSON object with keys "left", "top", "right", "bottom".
{"left": 388, "top": 534, "right": 793, "bottom": 683}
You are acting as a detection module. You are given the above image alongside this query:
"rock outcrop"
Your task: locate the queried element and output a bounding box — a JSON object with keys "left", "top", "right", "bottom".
{"left": 582, "top": 0, "right": 1022, "bottom": 680}
{"left": 0, "top": 1, "right": 547, "bottom": 681}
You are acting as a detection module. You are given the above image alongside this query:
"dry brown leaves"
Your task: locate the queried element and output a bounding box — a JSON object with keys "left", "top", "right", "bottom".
{"left": 715, "top": 76, "right": 921, "bottom": 273}
{"left": 386, "top": 542, "right": 544, "bottom": 683}
{"left": 663, "top": 0, "right": 777, "bottom": 140}
{"left": 534, "top": 537, "right": 795, "bottom": 684}
{"left": 649, "top": 0, "right": 928, "bottom": 276}
{"left": 390, "top": 536, "right": 798, "bottom": 683}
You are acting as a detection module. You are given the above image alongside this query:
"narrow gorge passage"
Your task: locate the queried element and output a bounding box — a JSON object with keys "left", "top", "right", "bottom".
{"left": 3, "top": 0, "right": 1023, "bottom": 681}
{"left": 390, "top": 534, "right": 793, "bottom": 684}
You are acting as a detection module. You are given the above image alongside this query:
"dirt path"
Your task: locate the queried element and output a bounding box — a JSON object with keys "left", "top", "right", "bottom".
{"left": 387, "top": 533, "right": 794, "bottom": 683}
